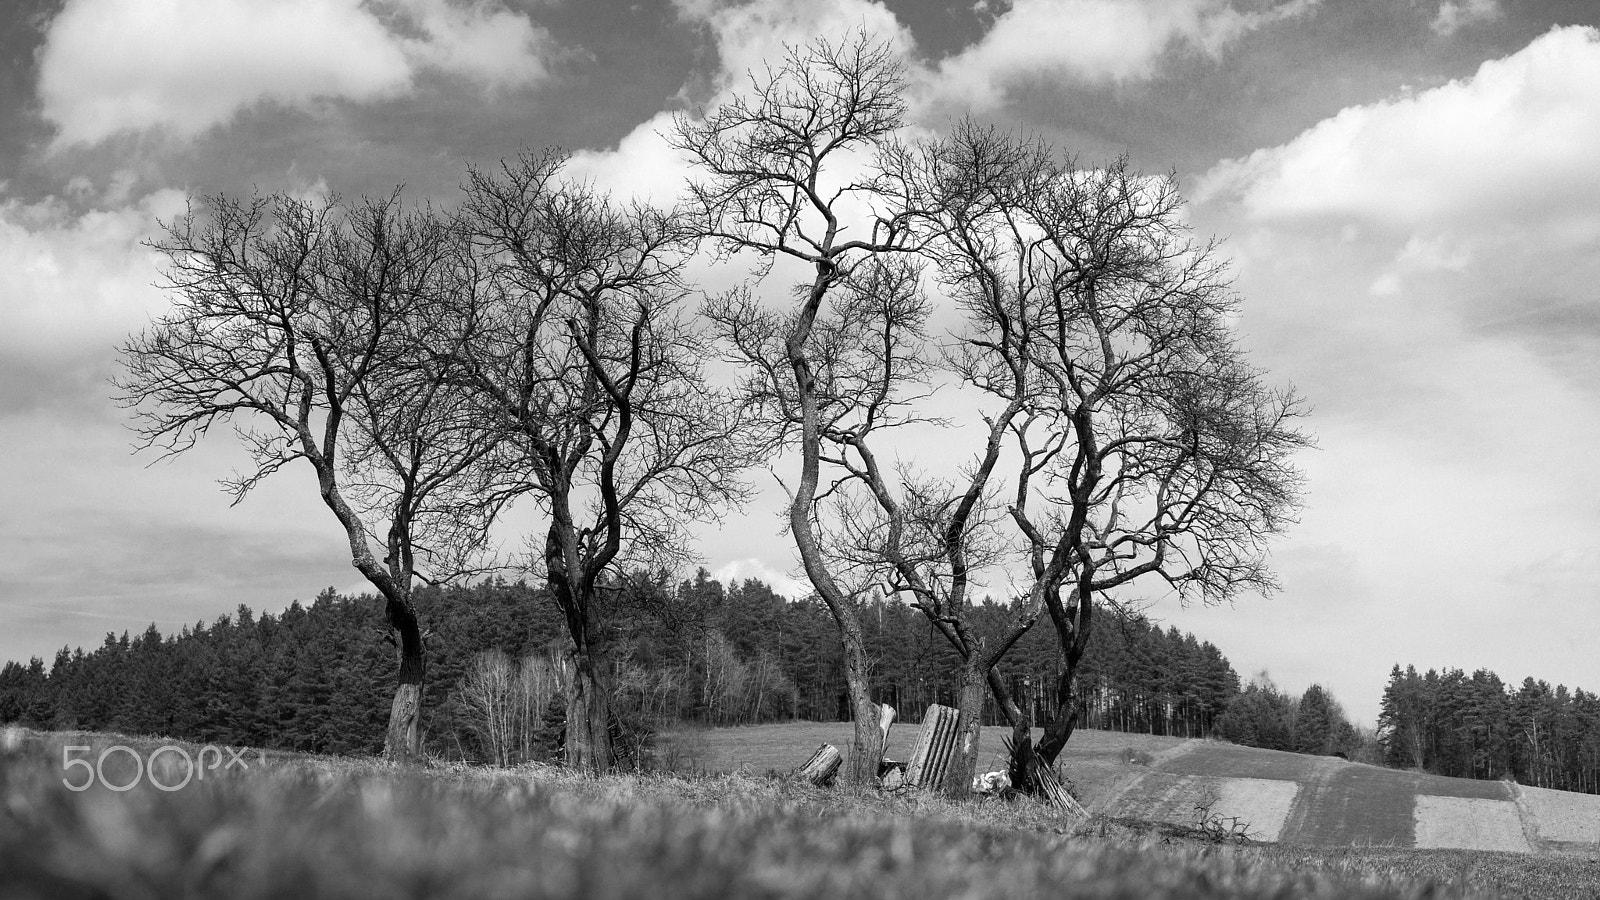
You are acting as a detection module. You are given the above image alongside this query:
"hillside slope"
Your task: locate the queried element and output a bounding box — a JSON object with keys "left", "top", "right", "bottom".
{"left": 1103, "top": 738, "right": 1600, "bottom": 854}
{"left": 677, "top": 724, "right": 1600, "bottom": 855}
{"left": 19, "top": 726, "right": 1600, "bottom": 900}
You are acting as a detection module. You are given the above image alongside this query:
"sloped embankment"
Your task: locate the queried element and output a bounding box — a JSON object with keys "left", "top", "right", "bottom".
{"left": 1514, "top": 784, "right": 1600, "bottom": 854}
{"left": 1105, "top": 739, "right": 1592, "bottom": 854}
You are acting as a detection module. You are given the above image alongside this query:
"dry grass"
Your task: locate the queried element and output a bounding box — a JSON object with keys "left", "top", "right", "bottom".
{"left": 5, "top": 727, "right": 1598, "bottom": 900}
{"left": 663, "top": 722, "right": 1186, "bottom": 807}
{"left": 1516, "top": 785, "right": 1600, "bottom": 845}
{"left": 1413, "top": 797, "right": 1531, "bottom": 852}
{"left": 1163, "top": 740, "right": 1328, "bottom": 782}
{"left": 1216, "top": 778, "right": 1300, "bottom": 842}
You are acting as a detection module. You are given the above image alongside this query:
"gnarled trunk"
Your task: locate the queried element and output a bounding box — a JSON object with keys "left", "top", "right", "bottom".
{"left": 840, "top": 630, "right": 885, "bottom": 784}
{"left": 564, "top": 646, "right": 613, "bottom": 774}
{"left": 1035, "top": 663, "right": 1081, "bottom": 768}
{"left": 1035, "top": 583, "right": 1091, "bottom": 770}
{"left": 940, "top": 656, "right": 988, "bottom": 798}
{"left": 384, "top": 596, "right": 425, "bottom": 763}
{"left": 543, "top": 515, "right": 615, "bottom": 775}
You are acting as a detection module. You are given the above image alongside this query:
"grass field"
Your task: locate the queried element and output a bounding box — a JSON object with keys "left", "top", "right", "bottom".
{"left": 1117, "top": 734, "right": 1586, "bottom": 853}
{"left": 9, "top": 725, "right": 1600, "bottom": 899}
{"left": 1515, "top": 784, "right": 1600, "bottom": 853}
{"left": 1414, "top": 797, "right": 1530, "bottom": 853}
{"left": 676, "top": 723, "right": 1600, "bottom": 858}
{"left": 663, "top": 721, "right": 1188, "bottom": 808}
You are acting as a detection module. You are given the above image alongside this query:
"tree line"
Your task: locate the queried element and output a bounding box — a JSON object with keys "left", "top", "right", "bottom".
{"left": 1379, "top": 664, "right": 1600, "bottom": 794}
{"left": 0, "top": 573, "right": 1251, "bottom": 764}
{"left": 108, "top": 31, "right": 1307, "bottom": 793}
{"left": 1212, "top": 674, "right": 1373, "bottom": 760}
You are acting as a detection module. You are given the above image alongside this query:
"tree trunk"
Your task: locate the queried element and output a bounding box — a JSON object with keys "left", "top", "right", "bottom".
{"left": 1033, "top": 582, "right": 1091, "bottom": 771}
{"left": 384, "top": 596, "right": 425, "bottom": 763}
{"left": 841, "top": 631, "right": 885, "bottom": 784}
{"left": 941, "top": 657, "right": 988, "bottom": 798}
{"left": 564, "top": 647, "right": 613, "bottom": 775}
{"left": 1035, "top": 663, "right": 1081, "bottom": 768}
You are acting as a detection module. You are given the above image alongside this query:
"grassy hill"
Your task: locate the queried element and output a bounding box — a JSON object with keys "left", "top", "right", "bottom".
{"left": 672, "top": 723, "right": 1600, "bottom": 855}
{"left": 6, "top": 725, "right": 1600, "bottom": 900}
{"left": 664, "top": 722, "right": 1189, "bottom": 808}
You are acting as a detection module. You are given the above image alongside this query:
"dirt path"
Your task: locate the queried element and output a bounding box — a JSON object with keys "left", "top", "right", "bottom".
{"left": 1089, "top": 739, "right": 1198, "bottom": 815}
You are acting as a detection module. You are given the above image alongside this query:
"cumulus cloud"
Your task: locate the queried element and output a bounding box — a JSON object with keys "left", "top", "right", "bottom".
{"left": 673, "top": 0, "right": 913, "bottom": 96}
{"left": 565, "top": 112, "right": 691, "bottom": 206}
{"left": 1196, "top": 24, "right": 1600, "bottom": 343}
{"left": 710, "top": 557, "right": 812, "bottom": 600}
{"left": 37, "top": 0, "right": 554, "bottom": 146}
{"left": 1198, "top": 25, "right": 1600, "bottom": 229}
{"left": 1180, "top": 26, "right": 1600, "bottom": 688}
{"left": 0, "top": 185, "right": 187, "bottom": 412}
{"left": 927, "top": 0, "right": 1318, "bottom": 110}
{"left": 567, "top": 0, "right": 913, "bottom": 206}
{"left": 1431, "top": 0, "right": 1502, "bottom": 37}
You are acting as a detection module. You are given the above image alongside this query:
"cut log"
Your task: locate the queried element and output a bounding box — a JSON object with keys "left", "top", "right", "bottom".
{"left": 904, "top": 704, "right": 960, "bottom": 790}
{"left": 794, "top": 743, "right": 843, "bottom": 787}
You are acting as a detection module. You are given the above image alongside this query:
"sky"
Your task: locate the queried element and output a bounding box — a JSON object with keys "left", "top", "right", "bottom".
{"left": 3, "top": 0, "right": 1599, "bottom": 726}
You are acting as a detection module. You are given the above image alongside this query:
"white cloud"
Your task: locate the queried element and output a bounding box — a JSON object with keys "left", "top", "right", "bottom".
{"left": 710, "top": 557, "right": 812, "bottom": 600}
{"left": 37, "top": 0, "right": 554, "bottom": 146}
{"left": 569, "top": 0, "right": 914, "bottom": 205}
{"left": 1431, "top": 0, "right": 1502, "bottom": 38}
{"left": 566, "top": 112, "right": 691, "bottom": 206}
{"left": 1197, "top": 25, "right": 1600, "bottom": 339}
{"left": 673, "top": 0, "right": 913, "bottom": 96}
{"left": 0, "top": 187, "right": 185, "bottom": 382}
{"left": 927, "top": 0, "right": 1318, "bottom": 110}
{"left": 1171, "top": 26, "right": 1600, "bottom": 722}
{"left": 1197, "top": 25, "right": 1600, "bottom": 230}
{"left": 391, "top": 0, "right": 552, "bottom": 88}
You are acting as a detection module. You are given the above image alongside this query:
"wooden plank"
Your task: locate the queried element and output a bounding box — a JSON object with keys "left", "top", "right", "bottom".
{"left": 905, "top": 704, "right": 959, "bottom": 790}
{"left": 877, "top": 703, "right": 896, "bottom": 748}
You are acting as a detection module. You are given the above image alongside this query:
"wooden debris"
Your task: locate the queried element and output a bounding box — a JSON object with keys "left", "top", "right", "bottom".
{"left": 904, "top": 704, "right": 960, "bottom": 790}
{"left": 794, "top": 743, "right": 842, "bottom": 786}
{"left": 1033, "top": 762, "right": 1089, "bottom": 817}
{"left": 1004, "top": 731, "right": 1088, "bottom": 816}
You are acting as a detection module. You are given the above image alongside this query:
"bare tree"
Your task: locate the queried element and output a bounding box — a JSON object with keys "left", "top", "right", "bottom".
{"left": 460, "top": 650, "right": 517, "bottom": 767}
{"left": 898, "top": 123, "right": 1309, "bottom": 788}
{"left": 424, "top": 150, "right": 756, "bottom": 774}
{"left": 459, "top": 648, "right": 568, "bottom": 766}
{"left": 673, "top": 33, "right": 925, "bottom": 783}
{"left": 721, "top": 252, "right": 1044, "bottom": 797}
{"left": 118, "top": 193, "right": 498, "bottom": 762}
